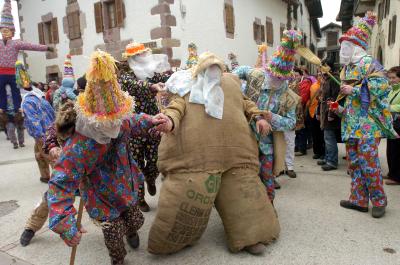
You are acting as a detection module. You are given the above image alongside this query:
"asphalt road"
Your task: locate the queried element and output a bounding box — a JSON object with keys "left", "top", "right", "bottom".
{"left": 0, "top": 134, "right": 399, "bottom": 265}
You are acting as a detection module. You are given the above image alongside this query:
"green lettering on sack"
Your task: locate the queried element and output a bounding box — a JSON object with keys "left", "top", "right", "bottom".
{"left": 204, "top": 175, "right": 220, "bottom": 193}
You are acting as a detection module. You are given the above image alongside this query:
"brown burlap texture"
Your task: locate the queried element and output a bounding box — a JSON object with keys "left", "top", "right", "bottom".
{"left": 215, "top": 166, "right": 280, "bottom": 252}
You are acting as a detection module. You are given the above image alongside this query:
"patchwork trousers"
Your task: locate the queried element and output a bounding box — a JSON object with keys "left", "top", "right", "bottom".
{"left": 346, "top": 138, "right": 387, "bottom": 207}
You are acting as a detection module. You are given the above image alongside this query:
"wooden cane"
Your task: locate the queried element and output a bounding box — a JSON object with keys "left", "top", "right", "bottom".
{"left": 70, "top": 197, "right": 84, "bottom": 265}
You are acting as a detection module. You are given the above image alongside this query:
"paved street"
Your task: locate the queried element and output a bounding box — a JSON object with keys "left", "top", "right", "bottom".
{"left": 0, "top": 133, "right": 399, "bottom": 265}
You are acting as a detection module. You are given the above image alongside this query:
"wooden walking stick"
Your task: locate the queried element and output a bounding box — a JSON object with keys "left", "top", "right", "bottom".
{"left": 70, "top": 197, "right": 84, "bottom": 265}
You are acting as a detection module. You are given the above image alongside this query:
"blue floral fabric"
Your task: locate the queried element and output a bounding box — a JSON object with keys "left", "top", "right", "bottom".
{"left": 21, "top": 92, "right": 55, "bottom": 140}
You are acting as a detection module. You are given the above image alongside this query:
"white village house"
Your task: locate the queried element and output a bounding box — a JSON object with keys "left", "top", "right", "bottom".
{"left": 337, "top": 0, "right": 399, "bottom": 69}
{"left": 16, "top": 0, "right": 322, "bottom": 83}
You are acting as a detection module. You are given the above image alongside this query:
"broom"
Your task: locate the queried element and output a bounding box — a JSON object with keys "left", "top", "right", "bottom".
{"left": 296, "top": 45, "right": 341, "bottom": 86}
{"left": 297, "top": 46, "right": 397, "bottom": 138}
{"left": 69, "top": 197, "right": 84, "bottom": 265}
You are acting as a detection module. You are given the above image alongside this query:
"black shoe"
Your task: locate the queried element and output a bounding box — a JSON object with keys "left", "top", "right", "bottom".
{"left": 19, "top": 143, "right": 25, "bottom": 148}
{"left": 340, "top": 200, "right": 368, "bottom": 212}
{"left": 20, "top": 229, "right": 35, "bottom": 246}
{"left": 274, "top": 179, "right": 281, "bottom": 189}
{"left": 286, "top": 170, "right": 297, "bottom": 178}
{"left": 127, "top": 233, "right": 140, "bottom": 249}
{"left": 322, "top": 165, "right": 337, "bottom": 171}
{"left": 40, "top": 177, "right": 49, "bottom": 184}
{"left": 277, "top": 170, "right": 285, "bottom": 177}
{"left": 295, "top": 151, "right": 306, "bottom": 157}
{"left": 372, "top": 206, "right": 386, "bottom": 218}
{"left": 13, "top": 143, "right": 18, "bottom": 149}
{"left": 138, "top": 201, "right": 150, "bottom": 212}
{"left": 317, "top": 160, "right": 326, "bottom": 166}
{"left": 313, "top": 154, "right": 322, "bottom": 159}
{"left": 147, "top": 182, "right": 156, "bottom": 196}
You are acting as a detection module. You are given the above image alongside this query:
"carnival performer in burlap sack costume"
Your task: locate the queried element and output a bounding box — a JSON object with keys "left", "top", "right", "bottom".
{"left": 148, "top": 52, "right": 280, "bottom": 255}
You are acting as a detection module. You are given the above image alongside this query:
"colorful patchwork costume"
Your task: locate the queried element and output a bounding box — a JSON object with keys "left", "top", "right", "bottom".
{"left": 47, "top": 51, "right": 159, "bottom": 265}
{"left": 0, "top": 0, "right": 49, "bottom": 113}
{"left": 338, "top": 12, "right": 397, "bottom": 216}
{"left": 18, "top": 62, "right": 55, "bottom": 182}
{"left": 233, "top": 30, "right": 301, "bottom": 201}
{"left": 119, "top": 43, "right": 172, "bottom": 211}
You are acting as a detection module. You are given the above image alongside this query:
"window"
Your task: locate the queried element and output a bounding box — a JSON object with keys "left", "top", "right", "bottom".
{"left": 253, "top": 19, "right": 264, "bottom": 44}
{"left": 48, "top": 73, "right": 60, "bottom": 84}
{"left": 293, "top": 4, "right": 298, "bottom": 20}
{"left": 326, "top": 31, "right": 338, "bottom": 47}
{"left": 389, "top": 15, "right": 397, "bottom": 45}
{"left": 67, "top": 11, "right": 81, "bottom": 40}
{"left": 378, "top": 3, "right": 384, "bottom": 23}
{"left": 224, "top": 3, "right": 235, "bottom": 36}
{"left": 94, "top": 0, "right": 125, "bottom": 33}
{"left": 280, "top": 23, "right": 286, "bottom": 39}
{"left": 38, "top": 18, "right": 59, "bottom": 45}
{"left": 385, "top": 0, "right": 390, "bottom": 18}
{"left": 266, "top": 17, "right": 273, "bottom": 46}
{"left": 105, "top": 1, "right": 117, "bottom": 29}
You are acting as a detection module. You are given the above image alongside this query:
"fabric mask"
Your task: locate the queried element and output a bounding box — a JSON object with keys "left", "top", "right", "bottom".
{"left": 340, "top": 41, "right": 367, "bottom": 65}
{"left": 128, "top": 53, "right": 171, "bottom": 81}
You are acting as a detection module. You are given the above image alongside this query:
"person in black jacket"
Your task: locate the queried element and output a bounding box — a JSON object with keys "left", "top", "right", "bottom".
{"left": 316, "top": 59, "right": 342, "bottom": 171}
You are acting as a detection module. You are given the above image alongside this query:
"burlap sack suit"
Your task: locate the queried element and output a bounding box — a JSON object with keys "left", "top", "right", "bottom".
{"left": 148, "top": 53, "right": 280, "bottom": 254}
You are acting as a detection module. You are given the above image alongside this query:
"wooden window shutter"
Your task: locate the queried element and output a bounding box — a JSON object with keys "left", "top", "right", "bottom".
{"left": 38, "top": 23, "right": 45, "bottom": 45}
{"left": 73, "top": 12, "right": 81, "bottom": 39}
{"left": 266, "top": 18, "right": 273, "bottom": 45}
{"left": 51, "top": 18, "right": 59, "bottom": 44}
{"left": 94, "top": 2, "right": 103, "bottom": 33}
{"left": 115, "top": 0, "right": 124, "bottom": 27}
{"left": 253, "top": 22, "right": 258, "bottom": 42}
{"left": 392, "top": 15, "right": 397, "bottom": 44}
{"left": 225, "top": 4, "right": 234, "bottom": 35}
{"left": 260, "top": 25, "right": 265, "bottom": 42}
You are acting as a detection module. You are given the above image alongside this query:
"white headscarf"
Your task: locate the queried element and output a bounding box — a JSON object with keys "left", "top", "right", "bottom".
{"left": 128, "top": 52, "right": 171, "bottom": 80}
{"left": 340, "top": 40, "right": 367, "bottom": 65}
{"left": 166, "top": 65, "right": 224, "bottom": 119}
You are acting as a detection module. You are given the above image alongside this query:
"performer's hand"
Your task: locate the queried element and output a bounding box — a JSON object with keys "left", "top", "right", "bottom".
{"left": 263, "top": 111, "right": 273, "bottom": 122}
{"left": 256, "top": 119, "right": 272, "bottom": 136}
{"left": 64, "top": 227, "right": 87, "bottom": 247}
{"left": 151, "top": 83, "right": 166, "bottom": 92}
{"left": 340, "top": 85, "right": 353, "bottom": 95}
{"left": 49, "top": 147, "right": 62, "bottom": 162}
{"left": 153, "top": 113, "right": 173, "bottom": 133}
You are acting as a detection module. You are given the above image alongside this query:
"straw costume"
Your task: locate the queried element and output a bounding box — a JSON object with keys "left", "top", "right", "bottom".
{"left": 19, "top": 61, "right": 55, "bottom": 183}
{"left": 119, "top": 43, "right": 172, "bottom": 212}
{"left": 233, "top": 30, "right": 301, "bottom": 201}
{"left": 52, "top": 55, "right": 77, "bottom": 111}
{"left": 47, "top": 51, "right": 161, "bottom": 265}
{"left": 338, "top": 12, "right": 397, "bottom": 218}
{"left": 148, "top": 52, "right": 280, "bottom": 256}
{"left": 0, "top": 0, "right": 50, "bottom": 115}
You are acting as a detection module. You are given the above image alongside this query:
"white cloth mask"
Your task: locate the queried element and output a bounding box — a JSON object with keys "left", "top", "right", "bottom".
{"left": 128, "top": 53, "right": 171, "bottom": 81}
{"left": 340, "top": 41, "right": 367, "bottom": 65}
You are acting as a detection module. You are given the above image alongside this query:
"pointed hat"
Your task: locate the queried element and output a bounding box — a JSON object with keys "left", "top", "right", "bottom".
{"left": 266, "top": 29, "right": 302, "bottom": 80}
{"left": 63, "top": 54, "right": 75, "bottom": 79}
{"left": 339, "top": 11, "right": 376, "bottom": 50}
{"left": 0, "top": 0, "right": 15, "bottom": 30}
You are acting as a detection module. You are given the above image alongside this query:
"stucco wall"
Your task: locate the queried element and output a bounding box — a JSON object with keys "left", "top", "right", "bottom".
{"left": 369, "top": 0, "right": 400, "bottom": 68}
{"left": 19, "top": 0, "right": 321, "bottom": 82}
